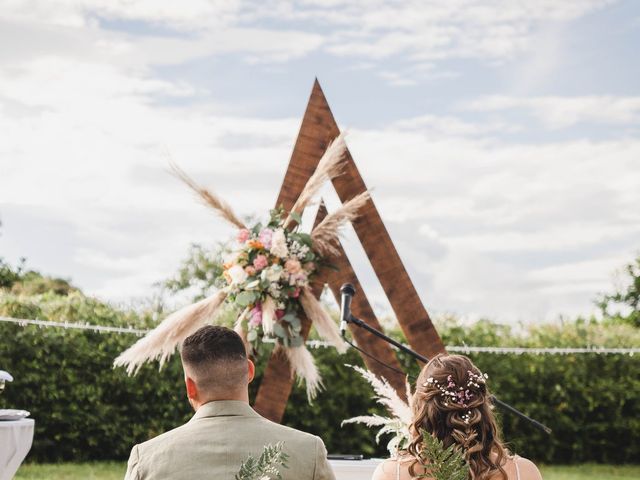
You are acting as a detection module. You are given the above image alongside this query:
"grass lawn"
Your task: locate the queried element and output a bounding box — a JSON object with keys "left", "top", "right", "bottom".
{"left": 14, "top": 462, "right": 640, "bottom": 479}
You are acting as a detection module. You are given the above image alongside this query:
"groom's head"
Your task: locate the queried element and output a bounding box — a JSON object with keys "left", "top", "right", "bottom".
{"left": 181, "top": 325, "right": 254, "bottom": 409}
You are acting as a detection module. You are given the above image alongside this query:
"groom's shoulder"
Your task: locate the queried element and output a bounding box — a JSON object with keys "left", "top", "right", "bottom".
{"left": 133, "top": 421, "right": 193, "bottom": 453}
{"left": 258, "top": 415, "right": 321, "bottom": 444}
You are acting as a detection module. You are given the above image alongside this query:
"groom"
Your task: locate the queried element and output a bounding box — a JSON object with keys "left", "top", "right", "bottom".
{"left": 124, "top": 325, "right": 336, "bottom": 480}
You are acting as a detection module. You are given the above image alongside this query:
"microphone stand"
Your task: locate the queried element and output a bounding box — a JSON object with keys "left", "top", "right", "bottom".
{"left": 343, "top": 313, "right": 552, "bottom": 435}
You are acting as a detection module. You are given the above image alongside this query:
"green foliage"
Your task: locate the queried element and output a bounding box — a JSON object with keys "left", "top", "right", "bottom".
{"left": 235, "top": 442, "right": 289, "bottom": 480}
{"left": 598, "top": 254, "right": 640, "bottom": 327}
{"left": 14, "top": 462, "right": 640, "bottom": 480}
{"left": 0, "top": 257, "right": 24, "bottom": 289}
{"left": 1, "top": 252, "right": 639, "bottom": 464}
{"left": 418, "top": 432, "right": 469, "bottom": 480}
{"left": 0, "top": 292, "right": 191, "bottom": 462}
{"left": 1, "top": 291, "right": 639, "bottom": 464}
{"left": 0, "top": 258, "right": 75, "bottom": 296}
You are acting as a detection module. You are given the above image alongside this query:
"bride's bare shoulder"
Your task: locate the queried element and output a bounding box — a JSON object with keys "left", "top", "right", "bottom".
{"left": 514, "top": 455, "right": 543, "bottom": 480}
{"left": 372, "top": 458, "right": 397, "bottom": 480}
{"left": 372, "top": 456, "right": 419, "bottom": 480}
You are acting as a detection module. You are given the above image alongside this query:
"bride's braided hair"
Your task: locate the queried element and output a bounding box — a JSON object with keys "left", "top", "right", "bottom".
{"left": 407, "top": 354, "right": 508, "bottom": 480}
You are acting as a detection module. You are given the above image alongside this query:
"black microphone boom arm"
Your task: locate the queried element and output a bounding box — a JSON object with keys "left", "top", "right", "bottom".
{"left": 340, "top": 284, "right": 552, "bottom": 435}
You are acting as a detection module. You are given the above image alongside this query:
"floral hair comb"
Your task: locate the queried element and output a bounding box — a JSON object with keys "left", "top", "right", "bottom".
{"left": 424, "top": 370, "right": 489, "bottom": 409}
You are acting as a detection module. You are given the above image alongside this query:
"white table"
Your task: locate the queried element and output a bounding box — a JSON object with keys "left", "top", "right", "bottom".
{"left": 329, "top": 459, "right": 383, "bottom": 480}
{"left": 0, "top": 419, "right": 34, "bottom": 480}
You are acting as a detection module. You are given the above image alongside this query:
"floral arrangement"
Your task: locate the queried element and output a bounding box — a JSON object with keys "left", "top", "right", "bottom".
{"left": 224, "top": 207, "right": 320, "bottom": 354}
{"left": 235, "top": 442, "right": 289, "bottom": 480}
{"left": 115, "top": 133, "right": 371, "bottom": 400}
{"left": 0, "top": 370, "right": 12, "bottom": 395}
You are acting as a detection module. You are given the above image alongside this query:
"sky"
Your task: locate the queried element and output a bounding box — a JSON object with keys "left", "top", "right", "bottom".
{"left": 1, "top": 0, "right": 639, "bottom": 323}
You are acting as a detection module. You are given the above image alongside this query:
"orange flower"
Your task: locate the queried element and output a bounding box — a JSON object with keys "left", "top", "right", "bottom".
{"left": 248, "top": 240, "right": 264, "bottom": 250}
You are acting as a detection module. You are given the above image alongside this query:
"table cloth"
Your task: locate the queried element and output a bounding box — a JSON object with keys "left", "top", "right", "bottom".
{"left": 329, "top": 458, "right": 382, "bottom": 480}
{"left": 0, "top": 419, "right": 34, "bottom": 480}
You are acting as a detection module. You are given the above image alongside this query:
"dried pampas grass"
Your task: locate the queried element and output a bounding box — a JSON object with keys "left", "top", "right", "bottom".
{"left": 234, "top": 307, "right": 250, "bottom": 351}
{"left": 347, "top": 364, "right": 412, "bottom": 425}
{"left": 284, "top": 345, "right": 323, "bottom": 402}
{"left": 341, "top": 364, "right": 413, "bottom": 456}
{"left": 170, "top": 162, "right": 247, "bottom": 230}
{"left": 261, "top": 296, "right": 276, "bottom": 335}
{"left": 114, "top": 289, "right": 228, "bottom": 375}
{"left": 284, "top": 132, "right": 348, "bottom": 228}
{"left": 311, "top": 191, "right": 371, "bottom": 256}
{"left": 299, "top": 287, "right": 347, "bottom": 354}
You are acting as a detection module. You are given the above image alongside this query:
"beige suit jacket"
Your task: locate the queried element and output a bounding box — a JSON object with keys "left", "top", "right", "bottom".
{"left": 124, "top": 400, "right": 336, "bottom": 480}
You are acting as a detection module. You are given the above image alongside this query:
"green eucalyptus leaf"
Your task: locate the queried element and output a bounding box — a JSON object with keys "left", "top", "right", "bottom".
{"left": 236, "top": 291, "right": 257, "bottom": 307}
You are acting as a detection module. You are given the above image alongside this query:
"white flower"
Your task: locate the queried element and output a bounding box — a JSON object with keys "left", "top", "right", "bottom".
{"left": 223, "top": 250, "right": 242, "bottom": 265}
{"left": 268, "top": 283, "right": 283, "bottom": 299}
{"left": 265, "top": 265, "right": 283, "bottom": 283}
{"left": 227, "top": 265, "right": 248, "bottom": 285}
{"left": 270, "top": 228, "right": 288, "bottom": 257}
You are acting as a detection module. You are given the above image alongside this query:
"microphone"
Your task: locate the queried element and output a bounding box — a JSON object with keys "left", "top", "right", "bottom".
{"left": 340, "top": 283, "right": 356, "bottom": 336}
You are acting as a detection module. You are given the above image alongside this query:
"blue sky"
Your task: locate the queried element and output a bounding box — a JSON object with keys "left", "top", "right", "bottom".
{"left": 1, "top": 1, "right": 639, "bottom": 323}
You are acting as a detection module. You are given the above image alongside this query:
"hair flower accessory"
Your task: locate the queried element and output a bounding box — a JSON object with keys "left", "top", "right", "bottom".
{"left": 424, "top": 369, "right": 488, "bottom": 407}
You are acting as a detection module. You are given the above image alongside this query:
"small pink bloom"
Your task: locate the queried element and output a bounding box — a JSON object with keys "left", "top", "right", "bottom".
{"left": 276, "top": 309, "right": 285, "bottom": 320}
{"left": 244, "top": 266, "right": 257, "bottom": 276}
{"left": 237, "top": 229, "right": 250, "bottom": 243}
{"left": 249, "top": 304, "right": 262, "bottom": 327}
{"left": 253, "top": 254, "right": 269, "bottom": 271}
{"left": 290, "top": 287, "right": 301, "bottom": 298}
{"left": 259, "top": 228, "right": 273, "bottom": 249}
{"left": 284, "top": 258, "right": 302, "bottom": 274}
{"left": 289, "top": 272, "right": 308, "bottom": 286}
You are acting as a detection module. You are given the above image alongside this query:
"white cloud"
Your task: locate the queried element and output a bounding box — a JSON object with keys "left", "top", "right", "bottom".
{"left": 0, "top": 0, "right": 638, "bottom": 325}
{"left": 343, "top": 128, "right": 640, "bottom": 321}
{"left": 390, "top": 114, "right": 520, "bottom": 137}
{"left": 0, "top": 0, "right": 620, "bottom": 74}
{"left": 465, "top": 95, "right": 640, "bottom": 128}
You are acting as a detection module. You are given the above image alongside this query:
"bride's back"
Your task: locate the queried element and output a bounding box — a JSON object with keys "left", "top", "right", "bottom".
{"left": 373, "top": 454, "right": 542, "bottom": 480}
{"left": 372, "top": 354, "right": 543, "bottom": 480}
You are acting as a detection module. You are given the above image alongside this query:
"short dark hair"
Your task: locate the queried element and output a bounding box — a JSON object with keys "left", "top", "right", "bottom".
{"left": 181, "top": 325, "right": 247, "bottom": 366}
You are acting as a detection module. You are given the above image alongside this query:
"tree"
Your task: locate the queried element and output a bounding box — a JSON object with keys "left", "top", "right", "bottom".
{"left": 598, "top": 254, "right": 640, "bottom": 327}
{"left": 162, "top": 243, "right": 227, "bottom": 301}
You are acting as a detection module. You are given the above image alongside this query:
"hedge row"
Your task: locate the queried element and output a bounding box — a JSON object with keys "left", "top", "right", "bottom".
{"left": 1, "top": 292, "right": 638, "bottom": 464}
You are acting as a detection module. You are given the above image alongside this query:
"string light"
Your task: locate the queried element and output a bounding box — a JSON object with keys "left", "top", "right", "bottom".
{"left": 0, "top": 316, "right": 148, "bottom": 336}
{"left": 1, "top": 316, "right": 638, "bottom": 355}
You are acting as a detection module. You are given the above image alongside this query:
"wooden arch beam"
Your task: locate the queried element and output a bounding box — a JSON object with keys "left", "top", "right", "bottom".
{"left": 253, "top": 80, "right": 446, "bottom": 422}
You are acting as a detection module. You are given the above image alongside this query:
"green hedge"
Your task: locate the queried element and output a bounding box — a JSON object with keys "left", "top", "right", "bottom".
{"left": 1, "top": 293, "right": 639, "bottom": 464}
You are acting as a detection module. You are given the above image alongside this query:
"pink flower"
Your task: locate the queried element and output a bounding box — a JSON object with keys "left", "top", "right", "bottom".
{"left": 288, "top": 272, "right": 308, "bottom": 286}
{"left": 290, "top": 287, "right": 301, "bottom": 298}
{"left": 244, "top": 266, "right": 257, "bottom": 276}
{"left": 253, "top": 254, "right": 269, "bottom": 271}
{"left": 249, "top": 304, "right": 262, "bottom": 327}
{"left": 284, "top": 258, "right": 302, "bottom": 274}
{"left": 276, "top": 309, "right": 285, "bottom": 320}
{"left": 259, "top": 228, "right": 273, "bottom": 249}
{"left": 237, "top": 229, "right": 250, "bottom": 243}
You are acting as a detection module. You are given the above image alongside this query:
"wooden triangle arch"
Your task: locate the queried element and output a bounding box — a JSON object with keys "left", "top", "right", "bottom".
{"left": 253, "top": 79, "right": 446, "bottom": 422}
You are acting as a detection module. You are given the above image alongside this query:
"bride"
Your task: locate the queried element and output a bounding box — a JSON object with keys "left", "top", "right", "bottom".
{"left": 373, "top": 354, "right": 543, "bottom": 480}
